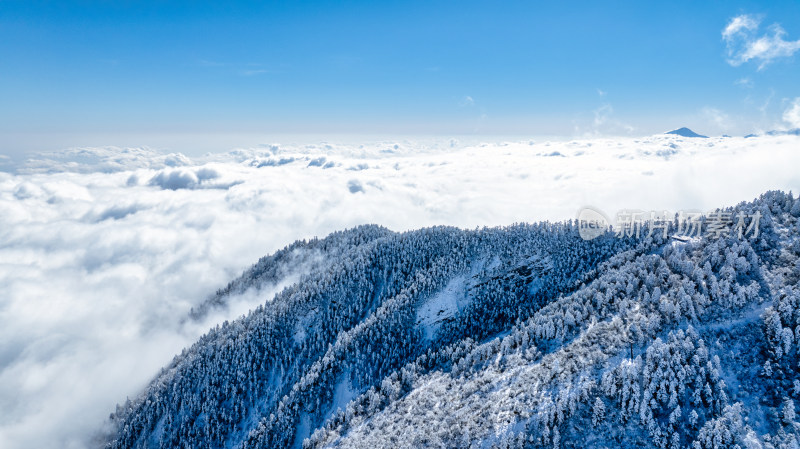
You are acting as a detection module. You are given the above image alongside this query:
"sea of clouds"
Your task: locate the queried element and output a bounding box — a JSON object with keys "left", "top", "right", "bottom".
{"left": 1, "top": 134, "right": 799, "bottom": 448}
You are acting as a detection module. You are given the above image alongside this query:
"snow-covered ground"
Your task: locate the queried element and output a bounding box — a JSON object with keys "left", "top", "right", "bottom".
{"left": 0, "top": 134, "right": 798, "bottom": 448}
{"left": 416, "top": 275, "right": 469, "bottom": 341}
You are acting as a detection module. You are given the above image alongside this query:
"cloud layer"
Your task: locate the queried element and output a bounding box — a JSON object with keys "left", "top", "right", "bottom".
{"left": 1, "top": 135, "right": 800, "bottom": 448}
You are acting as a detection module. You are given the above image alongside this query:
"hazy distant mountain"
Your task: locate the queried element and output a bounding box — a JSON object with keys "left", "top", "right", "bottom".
{"left": 745, "top": 129, "right": 800, "bottom": 138}
{"left": 665, "top": 127, "right": 708, "bottom": 138}
{"left": 104, "top": 191, "right": 800, "bottom": 449}
{"left": 766, "top": 129, "right": 800, "bottom": 136}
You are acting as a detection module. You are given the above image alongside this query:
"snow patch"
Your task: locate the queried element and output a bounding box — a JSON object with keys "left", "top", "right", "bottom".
{"left": 293, "top": 309, "right": 317, "bottom": 345}
{"left": 416, "top": 275, "right": 469, "bottom": 341}
{"left": 330, "top": 374, "right": 357, "bottom": 415}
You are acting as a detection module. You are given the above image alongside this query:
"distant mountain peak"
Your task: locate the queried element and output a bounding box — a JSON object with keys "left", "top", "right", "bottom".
{"left": 665, "top": 127, "right": 708, "bottom": 138}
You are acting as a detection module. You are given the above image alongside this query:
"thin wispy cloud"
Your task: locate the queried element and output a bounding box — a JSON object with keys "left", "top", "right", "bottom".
{"left": 459, "top": 95, "right": 475, "bottom": 107}
{"left": 734, "top": 77, "right": 753, "bottom": 88}
{"left": 723, "top": 14, "right": 800, "bottom": 70}
{"left": 197, "top": 59, "right": 226, "bottom": 67}
{"left": 593, "top": 104, "right": 613, "bottom": 128}
{"left": 783, "top": 98, "right": 800, "bottom": 129}
{"left": 701, "top": 107, "right": 731, "bottom": 131}
{"left": 241, "top": 69, "right": 270, "bottom": 76}
{"left": 581, "top": 103, "right": 634, "bottom": 136}
{"left": 722, "top": 14, "right": 760, "bottom": 40}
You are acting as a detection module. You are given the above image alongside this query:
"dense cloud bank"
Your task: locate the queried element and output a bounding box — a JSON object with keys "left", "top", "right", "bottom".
{"left": 0, "top": 135, "right": 799, "bottom": 448}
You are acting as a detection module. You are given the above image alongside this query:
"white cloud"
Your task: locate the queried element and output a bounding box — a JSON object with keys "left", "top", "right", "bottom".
{"left": 15, "top": 147, "right": 192, "bottom": 174}
{"left": 783, "top": 97, "right": 800, "bottom": 128}
{"left": 347, "top": 179, "right": 365, "bottom": 193}
{"left": 1, "top": 135, "right": 800, "bottom": 448}
{"left": 459, "top": 95, "right": 475, "bottom": 107}
{"left": 148, "top": 168, "right": 200, "bottom": 189}
{"left": 723, "top": 14, "right": 800, "bottom": 69}
{"left": 147, "top": 166, "right": 239, "bottom": 190}
{"left": 722, "top": 14, "right": 760, "bottom": 40}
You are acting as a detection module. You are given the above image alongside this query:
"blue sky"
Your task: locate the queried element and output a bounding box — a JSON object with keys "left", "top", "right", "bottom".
{"left": 1, "top": 0, "right": 799, "bottom": 152}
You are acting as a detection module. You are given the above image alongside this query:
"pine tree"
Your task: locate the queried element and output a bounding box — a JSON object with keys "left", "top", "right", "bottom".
{"left": 592, "top": 397, "right": 605, "bottom": 427}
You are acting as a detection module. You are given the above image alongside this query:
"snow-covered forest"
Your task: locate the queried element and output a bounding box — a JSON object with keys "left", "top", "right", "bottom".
{"left": 105, "top": 190, "right": 800, "bottom": 448}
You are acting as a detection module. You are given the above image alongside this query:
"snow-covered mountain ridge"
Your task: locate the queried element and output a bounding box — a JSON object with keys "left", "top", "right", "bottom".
{"left": 106, "top": 190, "right": 800, "bottom": 449}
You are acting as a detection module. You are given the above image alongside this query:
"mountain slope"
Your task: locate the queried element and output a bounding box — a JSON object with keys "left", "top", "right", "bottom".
{"left": 666, "top": 128, "right": 708, "bottom": 138}
{"left": 105, "top": 191, "right": 800, "bottom": 449}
